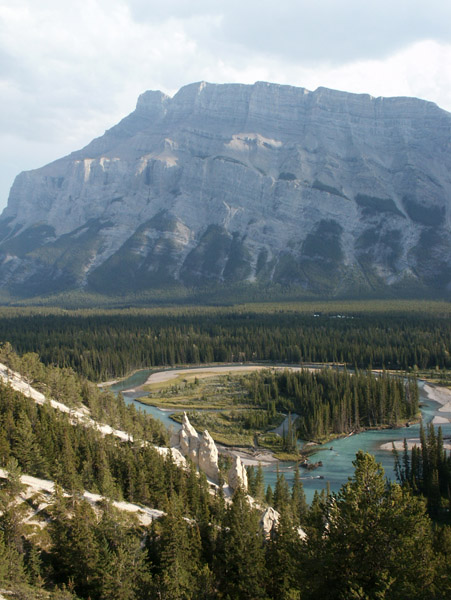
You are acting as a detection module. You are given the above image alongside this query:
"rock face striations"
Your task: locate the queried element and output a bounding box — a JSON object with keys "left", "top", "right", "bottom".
{"left": 1, "top": 81, "right": 450, "bottom": 299}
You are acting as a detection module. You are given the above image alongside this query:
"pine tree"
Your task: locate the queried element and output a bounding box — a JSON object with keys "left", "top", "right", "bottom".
{"left": 265, "top": 484, "right": 274, "bottom": 506}
{"left": 99, "top": 534, "right": 150, "bottom": 600}
{"left": 0, "top": 528, "right": 25, "bottom": 586}
{"left": 0, "top": 458, "right": 27, "bottom": 552}
{"left": 219, "top": 486, "right": 266, "bottom": 599}
{"left": 11, "top": 411, "right": 45, "bottom": 475}
{"left": 50, "top": 497, "right": 102, "bottom": 598}
{"left": 291, "top": 464, "right": 308, "bottom": 525}
{"left": 24, "top": 540, "right": 44, "bottom": 588}
{"left": 402, "top": 437, "right": 410, "bottom": 482}
{"left": 254, "top": 462, "right": 265, "bottom": 503}
{"left": 432, "top": 524, "right": 451, "bottom": 599}
{"left": 246, "top": 465, "right": 256, "bottom": 495}
{"left": 303, "top": 451, "right": 437, "bottom": 600}
{"left": 266, "top": 507, "right": 302, "bottom": 599}
{"left": 0, "top": 458, "right": 28, "bottom": 585}
{"left": 392, "top": 442, "right": 402, "bottom": 483}
{"left": 273, "top": 467, "right": 290, "bottom": 511}
{"left": 156, "top": 495, "right": 201, "bottom": 600}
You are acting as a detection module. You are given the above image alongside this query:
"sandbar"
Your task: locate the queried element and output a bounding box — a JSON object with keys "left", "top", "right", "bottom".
{"left": 381, "top": 437, "right": 451, "bottom": 451}
{"left": 423, "top": 383, "right": 451, "bottom": 415}
{"left": 216, "top": 444, "right": 278, "bottom": 466}
{"left": 143, "top": 364, "right": 317, "bottom": 386}
{"left": 380, "top": 382, "right": 451, "bottom": 451}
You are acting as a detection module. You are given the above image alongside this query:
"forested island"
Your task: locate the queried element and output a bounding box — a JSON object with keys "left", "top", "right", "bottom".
{"left": 244, "top": 367, "right": 419, "bottom": 440}
{"left": 0, "top": 301, "right": 450, "bottom": 599}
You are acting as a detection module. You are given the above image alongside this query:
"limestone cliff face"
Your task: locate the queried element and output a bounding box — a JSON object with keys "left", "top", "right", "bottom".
{"left": 1, "top": 81, "right": 450, "bottom": 298}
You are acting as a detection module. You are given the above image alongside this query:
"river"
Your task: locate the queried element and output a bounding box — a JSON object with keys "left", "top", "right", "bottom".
{"left": 109, "top": 366, "right": 451, "bottom": 503}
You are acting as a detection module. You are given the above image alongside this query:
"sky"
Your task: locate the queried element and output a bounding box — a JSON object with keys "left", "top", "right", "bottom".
{"left": 1, "top": 0, "right": 450, "bottom": 211}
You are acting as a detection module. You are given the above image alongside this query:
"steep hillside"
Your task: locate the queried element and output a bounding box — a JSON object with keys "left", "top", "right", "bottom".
{"left": 1, "top": 81, "right": 450, "bottom": 301}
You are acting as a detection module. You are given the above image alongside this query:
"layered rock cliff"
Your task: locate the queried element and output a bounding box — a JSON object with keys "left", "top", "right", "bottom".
{"left": 1, "top": 81, "right": 450, "bottom": 299}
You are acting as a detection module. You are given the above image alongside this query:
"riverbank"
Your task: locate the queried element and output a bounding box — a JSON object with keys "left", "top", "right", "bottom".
{"left": 142, "top": 363, "right": 323, "bottom": 389}
{"left": 423, "top": 383, "right": 451, "bottom": 421}
{"left": 379, "top": 382, "right": 451, "bottom": 451}
{"left": 113, "top": 363, "right": 447, "bottom": 451}
{"left": 114, "top": 364, "right": 450, "bottom": 502}
{"left": 120, "top": 362, "right": 430, "bottom": 458}
{"left": 144, "top": 364, "right": 274, "bottom": 385}
{"left": 217, "top": 444, "right": 279, "bottom": 466}
{"left": 97, "top": 378, "right": 120, "bottom": 387}
{"left": 382, "top": 437, "right": 451, "bottom": 451}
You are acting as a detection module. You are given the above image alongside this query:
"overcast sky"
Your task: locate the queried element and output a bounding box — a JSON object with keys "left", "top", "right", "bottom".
{"left": 1, "top": 0, "right": 450, "bottom": 210}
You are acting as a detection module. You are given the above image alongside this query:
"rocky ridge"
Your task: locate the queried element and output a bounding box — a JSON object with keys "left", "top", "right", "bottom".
{"left": 1, "top": 81, "right": 450, "bottom": 299}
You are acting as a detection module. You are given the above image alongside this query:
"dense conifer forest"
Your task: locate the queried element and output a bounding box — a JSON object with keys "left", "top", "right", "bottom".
{"left": 393, "top": 423, "right": 451, "bottom": 520}
{"left": 0, "top": 304, "right": 448, "bottom": 381}
{"left": 0, "top": 366, "right": 450, "bottom": 599}
{"left": 244, "top": 368, "right": 419, "bottom": 440}
{"left": 0, "top": 303, "right": 450, "bottom": 598}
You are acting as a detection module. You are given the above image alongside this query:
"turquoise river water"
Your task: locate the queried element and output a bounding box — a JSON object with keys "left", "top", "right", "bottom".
{"left": 110, "top": 367, "right": 451, "bottom": 504}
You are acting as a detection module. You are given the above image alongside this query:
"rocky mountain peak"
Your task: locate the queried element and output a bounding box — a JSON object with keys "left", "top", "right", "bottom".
{"left": 0, "top": 81, "right": 449, "bottom": 300}
{"left": 135, "top": 89, "right": 170, "bottom": 115}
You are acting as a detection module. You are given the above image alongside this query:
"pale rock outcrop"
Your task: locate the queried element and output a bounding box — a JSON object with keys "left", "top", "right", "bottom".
{"left": 227, "top": 455, "right": 248, "bottom": 491}
{"left": 155, "top": 447, "right": 187, "bottom": 468}
{"left": 260, "top": 506, "right": 307, "bottom": 540}
{"left": 171, "top": 414, "right": 246, "bottom": 490}
{"left": 198, "top": 430, "right": 220, "bottom": 481}
{"left": 171, "top": 413, "right": 220, "bottom": 483}
{"left": 169, "top": 428, "right": 181, "bottom": 448}
{"left": 179, "top": 413, "right": 200, "bottom": 462}
{"left": 260, "top": 506, "right": 279, "bottom": 538}
{"left": 0, "top": 467, "right": 165, "bottom": 527}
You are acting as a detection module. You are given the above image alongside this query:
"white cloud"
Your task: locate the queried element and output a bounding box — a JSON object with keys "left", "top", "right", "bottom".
{"left": 0, "top": 0, "right": 450, "bottom": 210}
{"left": 127, "top": 0, "right": 451, "bottom": 63}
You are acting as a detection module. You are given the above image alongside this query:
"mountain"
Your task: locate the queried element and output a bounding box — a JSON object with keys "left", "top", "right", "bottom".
{"left": 0, "top": 81, "right": 450, "bottom": 301}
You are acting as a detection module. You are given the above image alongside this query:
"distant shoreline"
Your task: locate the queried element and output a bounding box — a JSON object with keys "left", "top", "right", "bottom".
{"left": 142, "top": 363, "right": 320, "bottom": 386}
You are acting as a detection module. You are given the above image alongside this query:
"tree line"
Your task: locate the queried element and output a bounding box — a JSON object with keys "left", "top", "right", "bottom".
{"left": 0, "top": 341, "right": 167, "bottom": 445}
{"left": 393, "top": 423, "right": 451, "bottom": 519}
{"left": 0, "top": 309, "right": 448, "bottom": 381}
{"left": 243, "top": 368, "right": 419, "bottom": 440}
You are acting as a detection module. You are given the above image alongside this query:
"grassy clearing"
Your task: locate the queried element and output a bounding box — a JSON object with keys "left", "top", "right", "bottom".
{"left": 138, "top": 371, "right": 259, "bottom": 410}
{"left": 254, "top": 432, "right": 301, "bottom": 460}
{"left": 138, "top": 370, "right": 296, "bottom": 449}
{"left": 142, "top": 370, "right": 226, "bottom": 391}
